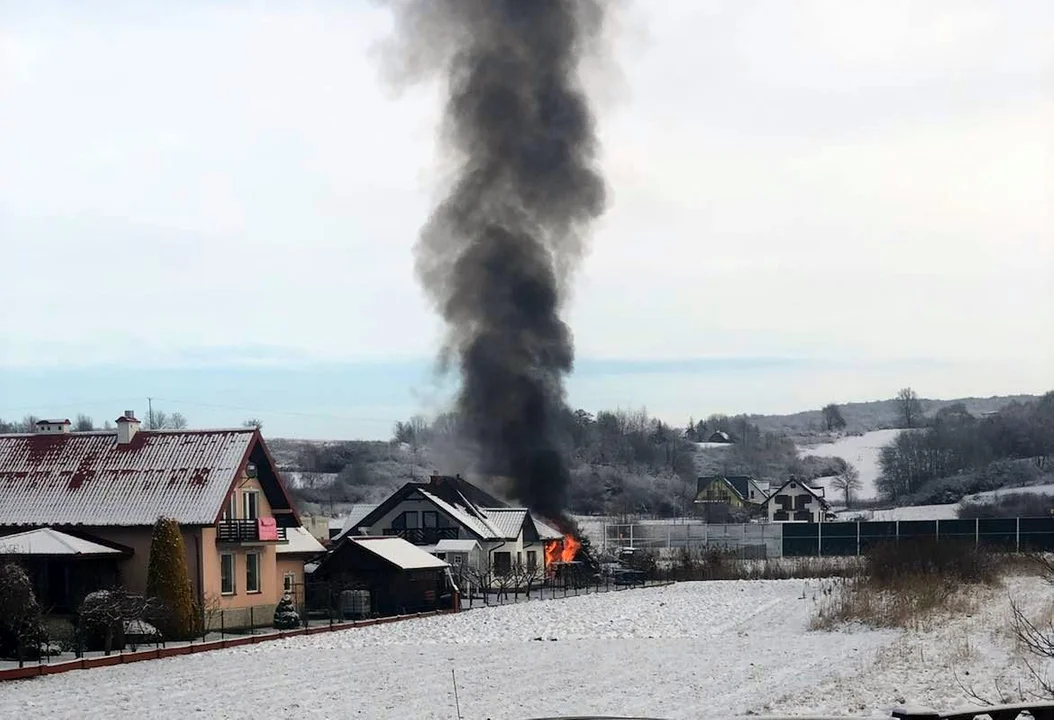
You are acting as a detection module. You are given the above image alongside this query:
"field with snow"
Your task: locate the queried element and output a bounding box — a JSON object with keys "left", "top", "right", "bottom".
{"left": 800, "top": 429, "right": 902, "bottom": 499}
{"left": 3, "top": 577, "right": 1052, "bottom": 719}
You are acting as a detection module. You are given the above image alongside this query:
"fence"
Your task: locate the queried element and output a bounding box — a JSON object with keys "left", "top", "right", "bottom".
{"left": 601, "top": 517, "right": 1054, "bottom": 559}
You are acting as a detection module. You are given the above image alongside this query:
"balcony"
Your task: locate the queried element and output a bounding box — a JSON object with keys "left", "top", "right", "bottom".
{"left": 382, "top": 527, "right": 459, "bottom": 545}
{"left": 217, "top": 519, "right": 288, "bottom": 544}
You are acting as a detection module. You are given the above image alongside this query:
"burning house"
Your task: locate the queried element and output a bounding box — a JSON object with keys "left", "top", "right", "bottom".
{"left": 340, "top": 474, "right": 571, "bottom": 576}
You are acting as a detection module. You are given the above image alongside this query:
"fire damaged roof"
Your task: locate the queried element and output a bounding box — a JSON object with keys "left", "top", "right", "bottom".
{"left": 0, "top": 428, "right": 297, "bottom": 527}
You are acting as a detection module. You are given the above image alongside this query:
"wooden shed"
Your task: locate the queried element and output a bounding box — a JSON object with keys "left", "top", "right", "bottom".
{"left": 311, "top": 536, "right": 453, "bottom": 617}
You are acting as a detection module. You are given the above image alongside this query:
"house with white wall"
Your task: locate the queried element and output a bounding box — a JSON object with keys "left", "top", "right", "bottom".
{"left": 347, "top": 475, "right": 563, "bottom": 575}
{"left": 762, "top": 477, "right": 833, "bottom": 523}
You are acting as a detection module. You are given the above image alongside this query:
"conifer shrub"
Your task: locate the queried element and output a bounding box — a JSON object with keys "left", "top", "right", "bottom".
{"left": 146, "top": 516, "right": 201, "bottom": 640}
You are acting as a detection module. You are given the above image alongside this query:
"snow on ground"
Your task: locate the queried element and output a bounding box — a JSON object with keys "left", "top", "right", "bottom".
{"left": 966, "top": 483, "right": 1054, "bottom": 503}
{"left": 800, "top": 429, "right": 902, "bottom": 499}
{"left": 838, "top": 503, "right": 961, "bottom": 521}
{"left": 0, "top": 581, "right": 891, "bottom": 719}
{"left": 770, "top": 574, "right": 1054, "bottom": 716}
{"left": 4, "top": 576, "right": 1052, "bottom": 720}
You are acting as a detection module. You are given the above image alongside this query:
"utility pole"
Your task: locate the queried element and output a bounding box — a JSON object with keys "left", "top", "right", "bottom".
{"left": 147, "top": 397, "right": 154, "bottom": 429}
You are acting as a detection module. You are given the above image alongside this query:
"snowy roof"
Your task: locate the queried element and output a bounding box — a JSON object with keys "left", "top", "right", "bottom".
{"left": 351, "top": 537, "right": 449, "bottom": 570}
{"left": 434, "top": 539, "right": 480, "bottom": 553}
{"left": 0, "top": 528, "right": 125, "bottom": 557}
{"left": 278, "top": 526, "right": 326, "bottom": 555}
{"left": 331, "top": 504, "right": 380, "bottom": 541}
{"left": 356, "top": 476, "right": 566, "bottom": 543}
{"left": 533, "top": 517, "right": 565, "bottom": 541}
{"left": 0, "top": 428, "right": 286, "bottom": 526}
{"left": 483, "top": 509, "right": 527, "bottom": 539}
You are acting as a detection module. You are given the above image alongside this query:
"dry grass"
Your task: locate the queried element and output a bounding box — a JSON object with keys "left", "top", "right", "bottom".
{"left": 810, "top": 538, "right": 998, "bottom": 631}
{"left": 669, "top": 548, "right": 861, "bottom": 582}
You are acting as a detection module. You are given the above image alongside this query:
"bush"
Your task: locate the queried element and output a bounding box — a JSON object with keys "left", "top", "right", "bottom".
{"left": 0, "top": 563, "right": 47, "bottom": 660}
{"left": 146, "top": 517, "right": 201, "bottom": 640}
{"left": 273, "top": 594, "right": 301, "bottom": 630}
{"left": 812, "top": 538, "right": 998, "bottom": 630}
{"left": 958, "top": 492, "right": 1054, "bottom": 519}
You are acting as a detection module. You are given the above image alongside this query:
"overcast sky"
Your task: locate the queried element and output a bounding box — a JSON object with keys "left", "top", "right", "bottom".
{"left": 1, "top": 0, "right": 1051, "bottom": 439}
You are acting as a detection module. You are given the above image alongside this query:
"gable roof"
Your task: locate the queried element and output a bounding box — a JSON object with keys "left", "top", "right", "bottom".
{"left": 696, "top": 475, "right": 747, "bottom": 503}
{"left": 355, "top": 475, "right": 564, "bottom": 542}
{"left": 0, "top": 428, "right": 299, "bottom": 527}
{"left": 762, "top": 478, "right": 831, "bottom": 509}
{"left": 0, "top": 527, "right": 127, "bottom": 557}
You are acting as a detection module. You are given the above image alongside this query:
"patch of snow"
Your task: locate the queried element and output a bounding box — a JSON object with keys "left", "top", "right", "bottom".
{"left": 838, "top": 504, "right": 961, "bottom": 521}
{"left": 965, "top": 483, "right": 1054, "bottom": 503}
{"left": 3, "top": 577, "right": 1051, "bottom": 718}
{"left": 799, "top": 429, "right": 902, "bottom": 500}
{"left": 351, "top": 537, "right": 449, "bottom": 570}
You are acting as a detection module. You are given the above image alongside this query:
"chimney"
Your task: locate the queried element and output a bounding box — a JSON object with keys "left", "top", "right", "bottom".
{"left": 35, "top": 419, "right": 71, "bottom": 435}
{"left": 115, "top": 411, "right": 141, "bottom": 445}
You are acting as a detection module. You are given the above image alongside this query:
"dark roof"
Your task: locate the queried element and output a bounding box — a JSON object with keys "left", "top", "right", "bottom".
{"left": 0, "top": 428, "right": 300, "bottom": 527}
{"left": 697, "top": 475, "right": 755, "bottom": 502}
{"left": 764, "top": 478, "right": 831, "bottom": 509}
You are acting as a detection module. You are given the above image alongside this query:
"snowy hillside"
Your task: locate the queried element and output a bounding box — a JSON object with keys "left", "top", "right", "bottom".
{"left": 4, "top": 578, "right": 1049, "bottom": 718}
{"left": 799, "top": 429, "right": 901, "bottom": 499}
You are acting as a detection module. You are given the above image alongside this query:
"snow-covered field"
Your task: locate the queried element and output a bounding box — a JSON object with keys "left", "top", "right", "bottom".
{"left": 800, "top": 429, "right": 902, "bottom": 499}
{"left": 2, "top": 577, "right": 1051, "bottom": 720}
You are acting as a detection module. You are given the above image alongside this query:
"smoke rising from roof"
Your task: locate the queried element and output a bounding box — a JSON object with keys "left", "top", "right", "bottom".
{"left": 381, "top": 0, "right": 609, "bottom": 525}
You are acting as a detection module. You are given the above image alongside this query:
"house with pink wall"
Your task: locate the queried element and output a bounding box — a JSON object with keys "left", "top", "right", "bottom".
{"left": 0, "top": 412, "right": 322, "bottom": 628}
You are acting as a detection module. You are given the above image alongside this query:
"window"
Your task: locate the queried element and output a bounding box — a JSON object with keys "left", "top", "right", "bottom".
{"left": 246, "top": 552, "right": 260, "bottom": 593}
{"left": 451, "top": 553, "right": 463, "bottom": 565}
{"left": 516, "top": 551, "right": 523, "bottom": 569}
{"left": 493, "top": 551, "right": 512, "bottom": 575}
{"left": 223, "top": 493, "right": 236, "bottom": 520}
{"left": 220, "top": 553, "right": 235, "bottom": 595}
{"left": 283, "top": 572, "right": 296, "bottom": 594}
{"left": 526, "top": 550, "right": 537, "bottom": 571}
{"left": 392, "top": 511, "right": 419, "bottom": 529}
{"left": 422, "top": 511, "right": 438, "bottom": 528}
{"left": 243, "top": 491, "right": 259, "bottom": 521}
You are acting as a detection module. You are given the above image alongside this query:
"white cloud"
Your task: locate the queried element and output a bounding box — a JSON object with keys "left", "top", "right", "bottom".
{"left": 0, "top": 0, "right": 1050, "bottom": 398}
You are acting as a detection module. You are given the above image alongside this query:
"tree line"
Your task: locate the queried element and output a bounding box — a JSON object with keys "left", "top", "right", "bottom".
{"left": 877, "top": 392, "right": 1054, "bottom": 502}
{"left": 0, "top": 411, "right": 264, "bottom": 434}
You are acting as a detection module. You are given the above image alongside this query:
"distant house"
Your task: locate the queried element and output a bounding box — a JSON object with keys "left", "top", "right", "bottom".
{"left": 310, "top": 536, "right": 453, "bottom": 617}
{"left": 694, "top": 475, "right": 769, "bottom": 507}
{"left": 348, "top": 474, "right": 563, "bottom": 576}
{"left": 0, "top": 411, "right": 309, "bottom": 626}
{"left": 762, "top": 478, "right": 833, "bottom": 523}
{"left": 707, "top": 431, "right": 735, "bottom": 444}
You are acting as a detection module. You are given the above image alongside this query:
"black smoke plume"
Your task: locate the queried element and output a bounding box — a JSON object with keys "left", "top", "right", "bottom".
{"left": 383, "top": 0, "right": 608, "bottom": 526}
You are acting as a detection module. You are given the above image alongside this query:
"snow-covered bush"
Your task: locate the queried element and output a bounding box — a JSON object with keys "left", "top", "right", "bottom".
{"left": 0, "top": 562, "right": 47, "bottom": 660}
{"left": 273, "top": 594, "right": 300, "bottom": 630}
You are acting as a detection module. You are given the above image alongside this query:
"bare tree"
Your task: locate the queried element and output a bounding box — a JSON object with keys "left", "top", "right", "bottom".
{"left": 821, "top": 403, "right": 847, "bottom": 432}
{"left": 145, "top": 410, "right": 188, "bottom": 430}
{"left": 895, "top": 387, "right": 924, "bottom": 429}
{"left": 242, "top": 418, "right": 263, "bottom": 429}
{"left": 829, "top": 458, "right": 861, "bottom": 507}
{"left": 74, "top": 414, "right": 95, "bottom": 431}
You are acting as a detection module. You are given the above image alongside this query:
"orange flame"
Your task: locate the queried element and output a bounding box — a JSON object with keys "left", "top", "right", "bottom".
{"left": 544, "top": 534, "right": 582, "bottom": 567}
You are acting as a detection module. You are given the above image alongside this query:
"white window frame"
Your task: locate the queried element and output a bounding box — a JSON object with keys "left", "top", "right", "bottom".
{"left": 283, "top": 572, "right": 296, "bottom": 594}
{"left": 220, "top": 553, "right": 236, "bottom": 595}
{"left": 223, "top": 493, "right": 237, "bottom": 520}
{"left": 243, "top": 490, "right": 260, "bottom": 521}
{"left": 246, "top": 552, "right": 261, "bottom": 593}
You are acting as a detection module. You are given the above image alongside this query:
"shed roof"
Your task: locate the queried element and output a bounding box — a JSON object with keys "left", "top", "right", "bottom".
{"left": 0, "top": 527, "right": 125, "bottom": 557}
{"left": 278, "top": 526, "right": 326, "bottom": 556}
{"left": 0, "top": 428, "right": 292, "bottom": 526}
{"left": 351, "top": 537, "right": 449, "bottom": 570}
{"left": 434, "top": 539, "right": 480, "bottom": 553}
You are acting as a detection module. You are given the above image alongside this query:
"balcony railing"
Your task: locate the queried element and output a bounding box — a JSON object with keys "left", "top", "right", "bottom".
{"left": 382, "top": 527, "right": 459, "bottom": 545}
{"left": 217, "top": 519, "right": 288, "bottom": 544}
